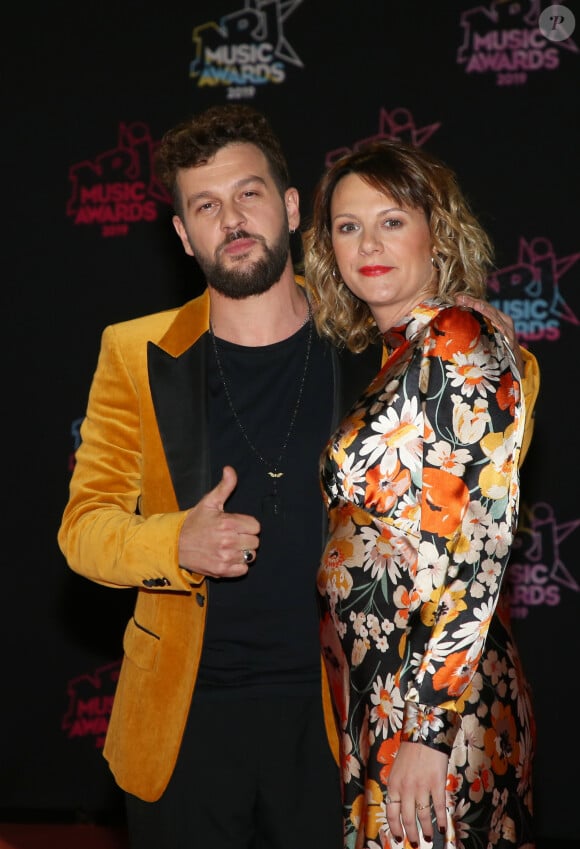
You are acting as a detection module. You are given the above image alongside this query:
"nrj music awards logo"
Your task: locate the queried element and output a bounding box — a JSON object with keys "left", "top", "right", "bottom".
{"left": 189, "top": 0, "right": 304, "bottom": 100}
{"left": 508, "top": 502, "right": 580, "bottom": 617}
{"left": 62, "top": 661, "right": 121, "bottom": 749}
{"left": 487, "top": 237, "right": 580, "bottom": 342}
{"left": 457, "top": 0, "right": 578, "bottom": 85}
{"left": 66, "top": 122, "right": 170, "bottom": 238}
{"left": 324, "top": 107, "right": 441, "bottom": 168}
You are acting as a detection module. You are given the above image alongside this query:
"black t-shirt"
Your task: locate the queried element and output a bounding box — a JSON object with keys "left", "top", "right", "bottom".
{"left": 197, "top": 321, "right": 333, "bottom": 697}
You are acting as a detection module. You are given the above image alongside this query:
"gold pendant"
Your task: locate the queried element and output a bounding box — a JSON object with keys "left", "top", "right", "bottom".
{"left": 267, "top": 471, "right": 284, "bottom": 478}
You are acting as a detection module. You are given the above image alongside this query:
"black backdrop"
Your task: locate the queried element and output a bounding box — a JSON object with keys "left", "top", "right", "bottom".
{"left": 3, "top": 1, "right": 579, "bottom": 844}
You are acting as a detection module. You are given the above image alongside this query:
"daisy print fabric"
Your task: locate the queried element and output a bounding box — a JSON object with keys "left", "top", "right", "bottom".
{"left": 318, "top": 300, "right": 535, "bottom": 849}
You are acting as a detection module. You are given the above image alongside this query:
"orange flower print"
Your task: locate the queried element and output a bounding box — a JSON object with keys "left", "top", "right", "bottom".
{"left": 451, "top": 395, "right": 490, "bottom": 444}
{"left": 422, "top": 468, "right": 469, "bottom": 536}
{"left": 479, "top": 426, "right": 516, "bottom": 501}
{"left": 402, "top": 703, "right": 441, "bottom": 742}
{"left": 433, "top": 649, "right": 473, "bottom": 696}
{"left": 424, "top": 584, "right": 467, "bottom": 634}
{"left": 496, "top": 371, "right": 520, "bottom": 416}
{"left": 370, "top": 674, "right": 404, "bottom": 738}
{"left": 328, "top": 502, "right": 374, "bottom": 533}
{"left": 329, "top": 408, "right": 366, "bottom": 464}
{"left": 318, "top": 302, "right": 532, "bottom": 846}
{"left": 317, "top": 536, "right": 354, "bottom": 598}
{"left": 466, "top": 762, "right": 494, "bottom": 803}
{"left": 429, "top": 308, "right": 481, "bottom": 360}
{"left": 365, "top": 463, "right": 411, "bottom": 513}
{"left": 350, "top": 779, "right": 383, "bottom": 840}
{"left": 393, "top": 584, "right": 422, "bottom": 627}
{"left": 377, "top": 732, "right": 401, "bottom": 786}
{"left": 483, "top": 702, "right": 520, "bottom": 775}
{"left": 446, "top": 770, "right": 461, "bottom": 796}
{"left": 450, "top": 355, "right": 493, "bottom": 397}
{"left": 453, "top": 678, "right": 475, "bottom": 713}
{"left": 397, "top": 497, "right": 420, "bottom": 529}
{"left": 342, "top": 731, "right": 361, "bottom": 784}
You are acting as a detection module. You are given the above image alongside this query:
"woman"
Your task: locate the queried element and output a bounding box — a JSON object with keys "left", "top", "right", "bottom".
{"left": 303, "top": 140, "right": 535, "bottom": 849}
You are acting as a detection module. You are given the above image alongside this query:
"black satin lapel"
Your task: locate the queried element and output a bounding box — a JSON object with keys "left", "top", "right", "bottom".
{"left": 148, "top": 336, "right": 210, "bottom": 510}
{"left": 332, "top": 340, "right": 383, "bottom": 430}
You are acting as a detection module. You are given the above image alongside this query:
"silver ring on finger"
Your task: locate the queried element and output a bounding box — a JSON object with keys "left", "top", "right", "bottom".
{"left": 385, "top": 794, "right": 401, "bottom": 805}
{"left": 242, "top": 549, "right": 255, "bottom": 565}
{"left": 416, "top": 801, "right": 431, "bottom": 812}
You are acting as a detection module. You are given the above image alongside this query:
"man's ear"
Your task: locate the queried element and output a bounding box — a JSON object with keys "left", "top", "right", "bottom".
{"left": 172, "top": 215, "right": 195, "bottom": 257}
{"left": 285, "top": 187, "right": 300, "bottom": 233}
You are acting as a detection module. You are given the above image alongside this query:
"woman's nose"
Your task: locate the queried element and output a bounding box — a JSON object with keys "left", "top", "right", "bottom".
{"left": 359, "top": 229, "right": 382, "bottom": 254}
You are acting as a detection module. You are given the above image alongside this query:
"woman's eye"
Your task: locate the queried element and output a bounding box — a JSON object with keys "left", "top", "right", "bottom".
{"left": 385, "top": 218, "right": 402, "bottom": 228}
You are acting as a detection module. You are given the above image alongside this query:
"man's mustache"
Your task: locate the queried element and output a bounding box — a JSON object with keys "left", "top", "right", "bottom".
{"left": 227, "top": 229, "right": 250, "bottom": 242}
{"left": 218, "top": 230, "right": 265, "bottom": 252}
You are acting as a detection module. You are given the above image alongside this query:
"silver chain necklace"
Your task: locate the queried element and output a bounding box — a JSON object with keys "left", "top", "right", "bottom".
{"left": 209, "top": 304, "right": 313, "bottom": 516}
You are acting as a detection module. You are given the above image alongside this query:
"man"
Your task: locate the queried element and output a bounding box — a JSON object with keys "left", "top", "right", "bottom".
{"left": 58, "top": 104, "right": 539, "bottom": 849}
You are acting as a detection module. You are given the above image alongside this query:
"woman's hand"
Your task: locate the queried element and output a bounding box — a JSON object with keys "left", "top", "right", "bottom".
{"left": 455, "top": 293, "right": 523, "bottom": 374}
{"left": 385, "top": 741, "right": 448, "bottom": 846}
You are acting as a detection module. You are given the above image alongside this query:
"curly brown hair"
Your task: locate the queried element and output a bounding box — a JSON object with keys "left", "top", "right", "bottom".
{"left": 155, "top": 104, "right": 290, "bottom": 216}
{"left": 303, "top": 139, "right": 494, "bottom": 352}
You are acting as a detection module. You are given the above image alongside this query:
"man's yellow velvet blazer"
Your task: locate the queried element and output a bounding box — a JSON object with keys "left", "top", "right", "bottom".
{"left": 58, "top": 287, "right": 539, "bottom": 802}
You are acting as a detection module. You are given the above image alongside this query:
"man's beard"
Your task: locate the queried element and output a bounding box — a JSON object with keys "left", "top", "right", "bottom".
{"left": 193, "top": 227, "right": 291, "bottom": 300}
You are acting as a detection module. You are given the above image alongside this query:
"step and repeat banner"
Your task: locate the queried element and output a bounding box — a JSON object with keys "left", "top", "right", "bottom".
{"left": 3, "top": 1, "right": 579, "bottom": 843}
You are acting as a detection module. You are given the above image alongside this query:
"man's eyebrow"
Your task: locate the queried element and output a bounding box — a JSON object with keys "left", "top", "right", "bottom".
{"left": 187, "top": 175, "right": 267, "bottom": 206}
{"left": 236, "top": 175, "right": 267, "bottom": 189}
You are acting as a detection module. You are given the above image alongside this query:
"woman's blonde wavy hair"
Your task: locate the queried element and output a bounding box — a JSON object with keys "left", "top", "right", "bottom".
{"left": 302, "top": 139, "right": 494, "bottom": 352}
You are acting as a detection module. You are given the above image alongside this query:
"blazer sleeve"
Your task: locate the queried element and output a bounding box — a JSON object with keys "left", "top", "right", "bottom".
{"left": 57, "top": 323, "right": 194, "bottom": 592}
{"left": 518, "top": 347, "right": 540, "bottom": 465}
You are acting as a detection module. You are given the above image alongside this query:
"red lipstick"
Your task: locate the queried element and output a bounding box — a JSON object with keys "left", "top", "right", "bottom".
{"left": 359, "top": 266, "right": 393, "bottom": 277}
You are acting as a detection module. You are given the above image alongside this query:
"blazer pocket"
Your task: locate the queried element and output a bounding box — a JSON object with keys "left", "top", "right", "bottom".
{"left": 123, "top": 617, "right": 160, "bottom": 670}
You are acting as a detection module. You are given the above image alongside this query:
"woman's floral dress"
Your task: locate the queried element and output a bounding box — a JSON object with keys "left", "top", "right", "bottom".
{"left": 318, "top": 301, "right": 535, "bottom": 849}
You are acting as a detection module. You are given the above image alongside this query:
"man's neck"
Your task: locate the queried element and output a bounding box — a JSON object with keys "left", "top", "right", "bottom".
{"left": 208, "top": 274, "right": 310, "bottom": 346}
